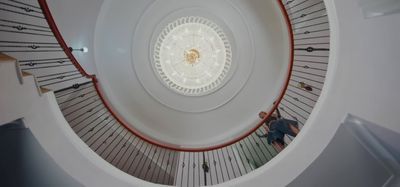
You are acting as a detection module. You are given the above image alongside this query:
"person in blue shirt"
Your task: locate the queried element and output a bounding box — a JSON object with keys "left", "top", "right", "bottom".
{"left": 257, "top": 111, "right": 300, "bottom": 152}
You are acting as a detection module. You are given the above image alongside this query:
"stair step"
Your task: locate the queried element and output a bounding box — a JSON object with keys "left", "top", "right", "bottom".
{"left": 1, "top": 53, "right": 51, "bottom": 97}
{"left": 0, "top": 53, "right": 16, "bottom": 62}
{"left": 22, "top": 71, "right": 32, "bottom": 77}
{"left": 40, "top": 87, "right": 51, "bottom": 93}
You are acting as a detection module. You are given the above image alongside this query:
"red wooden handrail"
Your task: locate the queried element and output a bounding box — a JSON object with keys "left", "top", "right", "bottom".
{"left": 38, "top": 0, "right": 294, "bottom": 152}
{"left": 38, "top": 0, "right": 95, "bottom": 80}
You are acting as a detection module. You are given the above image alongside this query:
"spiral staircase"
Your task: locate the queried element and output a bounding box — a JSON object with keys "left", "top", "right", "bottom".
{"left": 1, "top": 0, "right": 400, "bottom": 187}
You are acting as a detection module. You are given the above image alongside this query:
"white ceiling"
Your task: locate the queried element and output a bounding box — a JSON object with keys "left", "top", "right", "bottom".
{"left": 51, "top": 0, "right": 290, "bottom": 148}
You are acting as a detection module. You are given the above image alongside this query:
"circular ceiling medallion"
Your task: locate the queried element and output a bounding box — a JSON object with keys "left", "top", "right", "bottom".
{"left": 153, "top": 16, "right": 232, "bottom": 96}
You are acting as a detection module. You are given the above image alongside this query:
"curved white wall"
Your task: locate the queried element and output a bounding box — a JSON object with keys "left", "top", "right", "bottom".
{"left": 26, "top": 94, "right": 164, "bottom": 187}
{"left": 18, "top": 0, "right": 400, "bottom": 186}
{"left": 49, "top": 0, "right": 291, "bottom": 148}
{"left": 93, "top": 0, "right": 290, "bottom": 148}
{"left": 222, "top": 0, "right": 400, "bottom": 186}
{"left": 47, "top": 0, "right": 104, "bottom": 75}
{"left": 0, "top": 58, "right": 159, "bottom": 187}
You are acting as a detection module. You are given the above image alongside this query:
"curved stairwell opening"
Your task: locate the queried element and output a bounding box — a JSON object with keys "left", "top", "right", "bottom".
{"left": 0, "top": 0, "right": 332, "bottom": 186}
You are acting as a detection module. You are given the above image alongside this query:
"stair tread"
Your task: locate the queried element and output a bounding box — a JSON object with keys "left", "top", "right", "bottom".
{"left": 40, "top": 87, "right": 51, "bottom": 93}
{"left": 22, "top": 71, "right": 33, "bottom": 77}
{"left": 0, "top": 53, "right": 16, "bottom": 63}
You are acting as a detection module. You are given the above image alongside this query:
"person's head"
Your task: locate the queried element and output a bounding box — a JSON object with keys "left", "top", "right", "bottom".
{"left": 258, "top": 111, "right": 268, "bottom": 119}
{"left": 259, "top": 111, "right": 278, "bottom": 119}
{"left": 259, "top": 111, "right": 278, "bottom": 124}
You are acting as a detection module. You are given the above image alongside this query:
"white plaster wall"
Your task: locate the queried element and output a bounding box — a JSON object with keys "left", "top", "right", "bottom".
{"left": 0, "top": 59, "right": 161, "bottom": 187}
{"left": 288, "top": 115, "right": 400, "bottom": 187}
{"left": 0, "top": 58, "right": 37, "bottom": 125}
{"left": 93, "top": 0, "right": 290, "bottom": 147}
{"left": 3, "top": 0, "right": 400, "bottom": 186}
{"left": 45, "top": 0, "right": 290, "bottom": 148}
{"left": 0, "top": 119, "right": 84, "bottom": 187}
{"left": 47, "top": 0, "right": 104, "bottom": 75}
{"left": 220, "top": 0, "right": 400, "bottom": 186}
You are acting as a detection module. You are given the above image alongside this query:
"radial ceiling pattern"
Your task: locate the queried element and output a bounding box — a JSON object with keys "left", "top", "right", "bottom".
{"left": 94, "top": 0, "right": 290, "bottom": 148}
{"left": 153, "top": 16, "right": 232, "bottom": 96}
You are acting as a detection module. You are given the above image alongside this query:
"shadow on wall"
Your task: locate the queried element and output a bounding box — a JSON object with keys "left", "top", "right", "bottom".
{"left": 0, "top": 119, "right": 83, "bottom": 187}
{"left": 288, "top": 114, "right": 400, "bottom": 187}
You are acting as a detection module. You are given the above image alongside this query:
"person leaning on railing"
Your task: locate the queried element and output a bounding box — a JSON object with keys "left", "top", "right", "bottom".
{"left": 256, "top": 111, "right": 300, "bottom": 152}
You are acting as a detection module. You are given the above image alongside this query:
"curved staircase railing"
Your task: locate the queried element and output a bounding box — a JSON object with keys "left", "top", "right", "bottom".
{"left": 0, "top": 0, "right": 330, "bottom": 186}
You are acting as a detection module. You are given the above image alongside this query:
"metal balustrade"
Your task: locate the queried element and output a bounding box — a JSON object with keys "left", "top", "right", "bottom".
{"left": 0, "top": 0, "right": 330, "bottom": 186}
{"left": 54, "top": 81, "right": 280, "bottom": 185}
{"left": 0, "top": 0, "right": 88, "bottom": 91}
{"left": 280, "top": 0, "right": 330, "bottom": 144}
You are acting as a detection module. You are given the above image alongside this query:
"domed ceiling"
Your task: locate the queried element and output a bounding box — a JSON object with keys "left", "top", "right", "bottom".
{"left": 93, "top": 0, "right": 290, "bottom": 148}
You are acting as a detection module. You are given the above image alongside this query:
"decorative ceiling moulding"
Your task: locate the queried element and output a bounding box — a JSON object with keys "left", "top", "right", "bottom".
{"left": 94, "top": 0, "right": 290, "bottom": 147}
{"left": 133, "top": 2, "right": 254, "bottom": 113}
{"left": 153, "top": 16, "right": 232, "bottom": 96}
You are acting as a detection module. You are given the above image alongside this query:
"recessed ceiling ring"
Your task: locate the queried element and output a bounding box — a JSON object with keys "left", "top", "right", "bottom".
{"left": 153, "top": 16, "right": 232, "bottom": 96}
